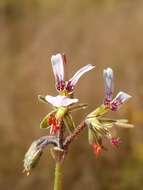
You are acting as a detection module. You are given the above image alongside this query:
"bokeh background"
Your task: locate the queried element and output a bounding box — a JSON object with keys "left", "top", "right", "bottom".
{"left": 0, "top": 0, "right": 143, "bottom": 189}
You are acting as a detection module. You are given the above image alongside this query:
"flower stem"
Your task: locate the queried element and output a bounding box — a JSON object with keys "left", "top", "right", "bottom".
{"left": 54, "top": 162, "right": 63, "bottom": 190}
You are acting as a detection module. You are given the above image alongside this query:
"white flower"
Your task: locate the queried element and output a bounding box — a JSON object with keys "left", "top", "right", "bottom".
{"left": 51, "top": 53, "right": 95, "bottom": 92}
{"left": 103, "top": 68, "right": 131, "bottom": 111}
{"left": 45, "top": 95, "right": 79, "bottom": 107}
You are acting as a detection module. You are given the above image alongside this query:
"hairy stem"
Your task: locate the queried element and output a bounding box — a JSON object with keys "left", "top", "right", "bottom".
{"left": 63, "top": 121, "right": 86, "bottom": 150}
{"left": 54, "top": 162, "right": 63, "bottom": 190}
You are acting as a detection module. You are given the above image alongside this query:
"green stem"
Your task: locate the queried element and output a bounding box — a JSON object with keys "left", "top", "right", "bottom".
{"left": 54, "top": 162, "right": 63, "bottom": 190}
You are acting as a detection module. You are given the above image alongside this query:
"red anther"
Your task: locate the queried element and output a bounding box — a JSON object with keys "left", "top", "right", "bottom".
{"left": 92, "top": 143, "right": 102, "bottom": 156}
{"left": 48, "top": 117, "right": 56, "bottom": 125}
{"left": 50, "top": 124, "right": 60, "bottom": 135}
{"left": 48, "top": 116, "right": 61, "bottom": 135}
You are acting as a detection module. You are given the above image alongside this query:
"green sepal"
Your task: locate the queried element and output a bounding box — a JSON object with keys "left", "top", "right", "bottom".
{"left": 86, "top": 117, "right": 109, "bottom": 136}
{"left": 115, "top": 119, "right": 134, "bottom": 128}
{"left": 99, "top": 118, "right": 134, "bottom": 128}
{"left": 68, "top": 103, "right": 88, "bottom": 112}
{"left": 40, "top": 110, "right": 56, "bottom": 129}
{"left": 63, "top": 113, "right": 75, "bottom": 134}
{"left": 38, "top": 95, "right": 48, "bottom": 104}
{"left": 98, "top": 118, "right": 116, "bottom": 128}
{"left": 88, "top": 128, "right": 95, "bottom": 145}
{"left": 87, "top": 105, "right": 109, "bottom": 118}
{"left": 55, "top": 107, "right": 68, "bottom": 120}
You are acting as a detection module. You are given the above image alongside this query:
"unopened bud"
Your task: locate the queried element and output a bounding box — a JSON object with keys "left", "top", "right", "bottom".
{"left": 23, "top": 141, "right": 43, "bottom": 175}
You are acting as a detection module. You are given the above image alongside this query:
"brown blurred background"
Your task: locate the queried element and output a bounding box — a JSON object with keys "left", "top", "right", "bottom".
{"left": 0, "top": 0, "right": 143, "bottom": 190}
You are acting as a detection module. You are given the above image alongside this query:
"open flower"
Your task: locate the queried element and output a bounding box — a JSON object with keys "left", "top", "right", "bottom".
{"left": 103, "top": 68, "right": 131, "bottom": 111}
{"left": 51, "top": 53, "right": 95, "bottom": 93}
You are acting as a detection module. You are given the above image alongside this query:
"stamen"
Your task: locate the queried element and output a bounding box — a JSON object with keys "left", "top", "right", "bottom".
{"left": 92, "top": 143, "right": 102, "bottom": 156}
{"left": 48, "top": 116, "right": 60, "bottom": 135}
{"left": 111, "top": 137, "right": 121, "bottom": 147}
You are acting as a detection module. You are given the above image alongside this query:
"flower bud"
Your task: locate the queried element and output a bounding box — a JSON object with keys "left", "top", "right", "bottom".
{"left": 23, "top": 141, "right": 43, "bottom": 176}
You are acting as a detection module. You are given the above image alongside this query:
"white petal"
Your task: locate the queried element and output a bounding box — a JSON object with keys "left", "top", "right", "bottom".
{"left": 111, "top": 91, "right": 132, "bottom": 110}
{"left": 66, "top": 64, "right": 95, "bottom": 91}
{"left": 45, "top": 95, "right": 79, "bottom": 107}
{"left": 103, "top": 68, "right": 114, "bottom": 101}
{"left": 51, "top": 53, "right": 64, "bottom": 85}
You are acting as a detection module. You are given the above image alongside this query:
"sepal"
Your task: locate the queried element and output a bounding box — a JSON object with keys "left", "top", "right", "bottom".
{"left": 40, "top": 110, "right": 56, "bottom": 129}
{"left": 63, "top": 113, "right": 75, "bottom": 134}
{"left": 87, "top": 105, "right": 109, "bottom": 118}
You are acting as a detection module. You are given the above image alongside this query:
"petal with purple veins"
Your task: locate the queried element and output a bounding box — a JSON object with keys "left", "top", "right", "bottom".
{"left": 66, "top": 64, "right": 95, "bottom": 92}
{"left": 103, "top": 68, "right": 114, "bottom": 102}
{"left": 51, "top": 54, "right": 65, "bottom": 91}
{"left": 111, "top": 91, "right": 132, "bottom": 111}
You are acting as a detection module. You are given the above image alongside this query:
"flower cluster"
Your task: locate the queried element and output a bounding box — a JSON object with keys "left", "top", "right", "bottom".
{"left": 86, "top": 67, "right": 133, "bottom": 155}
{"left": 23, "top": 53, "right": 133, "bottom": 175}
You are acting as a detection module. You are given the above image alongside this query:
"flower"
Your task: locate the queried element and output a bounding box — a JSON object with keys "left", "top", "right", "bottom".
{"left": 45, "top": 95, "right": 79, "bottom": 107}
{"left": 103, "top": 68, "right": 131, "bottom": 111}
{"left": 51, "top": 53, "right": 95, "bottom": 93}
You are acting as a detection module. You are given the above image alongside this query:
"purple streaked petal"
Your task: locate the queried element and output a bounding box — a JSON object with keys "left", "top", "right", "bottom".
{"left": 66, "top": 64, "right": 95, "bottom": 92}
{"left": 111, "top": 91, "right": 132, "bottom": 111}
{"left": 51, "top": 54, "right": 65, "bottom": 91}
{"left": 103, "top": 68, "right": 114, "bottom": 102}
{"left": 45, "top": 95, "right": 79, "bottom": 107}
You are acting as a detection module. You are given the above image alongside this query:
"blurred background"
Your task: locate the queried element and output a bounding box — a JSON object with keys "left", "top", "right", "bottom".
{"left": 0, "top": 0, "right": 143, "bottom": 189}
